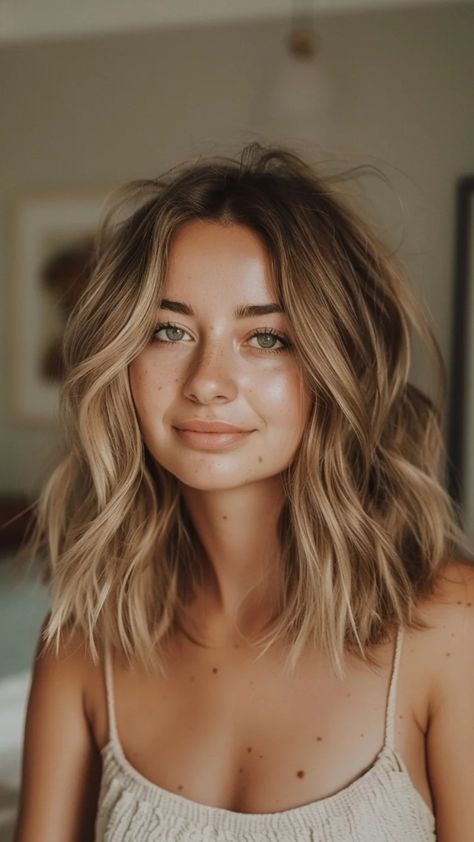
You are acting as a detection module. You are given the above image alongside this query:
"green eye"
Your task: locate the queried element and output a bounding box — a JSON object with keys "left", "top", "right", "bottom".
{"left": 250, "top": 329, "right": 290, "bottom": 353}
{"left": 153, "top": 323, "right": 191, "bottom": 343}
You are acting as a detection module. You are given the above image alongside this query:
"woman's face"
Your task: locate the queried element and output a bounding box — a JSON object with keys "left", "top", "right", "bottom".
{"left": 129, "top": 220, "right": 312, "bottom": 491}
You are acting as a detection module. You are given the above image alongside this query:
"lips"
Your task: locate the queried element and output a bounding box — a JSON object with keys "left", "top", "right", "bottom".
{"left": 174, "top": 420, "right": 250, "bottom": 433}
{"left": 172, "top": 420, "right": 254, "bottom": 451}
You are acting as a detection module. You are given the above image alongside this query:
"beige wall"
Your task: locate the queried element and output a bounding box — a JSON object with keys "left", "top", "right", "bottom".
{"left": 1, "top": 3, "right": 473, "bottom": 493}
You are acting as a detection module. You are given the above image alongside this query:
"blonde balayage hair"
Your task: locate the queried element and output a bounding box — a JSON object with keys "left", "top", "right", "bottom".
{"left": 27, "top": 143, "right": 471, "bottom": 678}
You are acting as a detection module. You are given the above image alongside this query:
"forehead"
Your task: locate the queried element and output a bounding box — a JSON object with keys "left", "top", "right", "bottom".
{"left": 164, "top": 220, "right": 277, "bottom": 301}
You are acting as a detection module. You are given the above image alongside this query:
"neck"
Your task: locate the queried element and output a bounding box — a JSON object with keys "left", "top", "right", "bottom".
{"left": 180, "top": 476, "right": 285, "bottom": 641}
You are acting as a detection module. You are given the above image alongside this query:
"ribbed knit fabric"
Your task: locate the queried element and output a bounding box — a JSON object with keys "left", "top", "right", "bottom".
{"left": 94, "top": 627, "right": 436, "bottom": 841}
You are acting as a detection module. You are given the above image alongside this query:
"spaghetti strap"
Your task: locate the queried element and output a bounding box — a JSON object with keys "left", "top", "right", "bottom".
{"left": 103, "top": 641, "right": 120, "bottom": 747}
{"left": 383, "top": 625, "right": 404, "bottom": 750}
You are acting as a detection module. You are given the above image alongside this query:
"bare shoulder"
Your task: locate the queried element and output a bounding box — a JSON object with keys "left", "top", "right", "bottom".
{"left": 33, "top": 615, "right": 98, "bottom": 686}
{"left": 426, "top": 555, "right": 474, "bottom": 605}
{"left": 409, "top": 557, "right": 474, "bottom": 708}
{"left": 31, "top": 615, "right": 105, "bottom": 740}
{"left": 410, "top": 558, "right": 474, "bottom": 837}
{"left": 416, "top": 555, "right": 474, "bottom": 630}
{"left": 15, "top": 619, "right": 103, "bottom": 841}
{"left": 406, "top": 558, "right": 474, "bottom": 731}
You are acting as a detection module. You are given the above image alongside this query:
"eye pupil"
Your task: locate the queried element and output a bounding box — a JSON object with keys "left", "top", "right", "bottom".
{"left": 258, "top": 333, "right": 276, "bottom": 348}
{"left": 167, "top": 326, "right": 184, "bottom": 340}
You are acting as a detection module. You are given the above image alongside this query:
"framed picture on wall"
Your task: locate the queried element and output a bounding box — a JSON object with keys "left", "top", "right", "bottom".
{"left": 10, "top": 193, "right": 108, "bottom": 424}
{"left": 448, "top": 175, "right": 474, "bottom": 548}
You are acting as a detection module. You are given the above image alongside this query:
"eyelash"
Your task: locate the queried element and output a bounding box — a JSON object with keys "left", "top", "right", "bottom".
{"left": 151, "top": 321, "right": 291, "bottom": 354}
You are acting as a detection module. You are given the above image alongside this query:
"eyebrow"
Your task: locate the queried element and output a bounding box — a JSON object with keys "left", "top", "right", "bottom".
{"left": 158, "top": 298, "right": 285, "bottom": 319}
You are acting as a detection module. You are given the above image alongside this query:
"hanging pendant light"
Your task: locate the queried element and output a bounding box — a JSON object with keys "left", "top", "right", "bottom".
{"left": 251, "top": 0, "right": 331, "bottom": 130}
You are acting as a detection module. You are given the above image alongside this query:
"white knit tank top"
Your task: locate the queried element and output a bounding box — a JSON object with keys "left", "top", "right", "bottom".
{"left": 94, "top": 627, "right": 436, "bottom": 841}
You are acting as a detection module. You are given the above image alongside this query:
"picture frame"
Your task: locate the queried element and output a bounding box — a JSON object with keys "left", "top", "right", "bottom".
{"left": 10, "top": 193, "right": 108, "bottom": 425}
{"left": 447, "top": 175, "right": 474, "bottom": 547}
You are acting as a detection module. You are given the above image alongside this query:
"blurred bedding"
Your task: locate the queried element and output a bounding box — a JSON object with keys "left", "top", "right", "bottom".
{"left": 0, "top": 559, "right": 49, "bottom": 841}
{"left": 0, "top": 672, "right": 30, "bottom": 841}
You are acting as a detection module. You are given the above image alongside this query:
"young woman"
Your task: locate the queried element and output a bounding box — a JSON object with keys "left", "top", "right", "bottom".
{"left": 14, "top": 144, "right": 474, "bottom": 841}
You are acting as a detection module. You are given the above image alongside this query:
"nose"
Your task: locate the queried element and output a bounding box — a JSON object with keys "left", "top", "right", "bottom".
{"left": 182, "top": 337, "right": 238, "bottom": 405}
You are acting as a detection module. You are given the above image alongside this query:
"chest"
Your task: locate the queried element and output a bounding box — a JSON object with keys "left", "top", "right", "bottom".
{"left": 90, "top": 636, "right": 432, "bottom": 814}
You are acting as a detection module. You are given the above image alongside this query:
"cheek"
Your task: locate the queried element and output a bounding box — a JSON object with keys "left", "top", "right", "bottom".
{"left": 129, "top": 356, "right": 168, "bottom": 421}
{"left": 129, "top": 359, "right": 148, "bottom": 416}
{"left": 255, "top": 366, "right": 310, "bottom": 428}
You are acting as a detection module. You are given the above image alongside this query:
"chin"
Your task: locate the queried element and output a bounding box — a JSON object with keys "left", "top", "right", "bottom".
{"left": 164, "top": 462, "right": 275, "bottom": 492}
{"left": 177, "top": 473, "right": 261, "bottom": 492}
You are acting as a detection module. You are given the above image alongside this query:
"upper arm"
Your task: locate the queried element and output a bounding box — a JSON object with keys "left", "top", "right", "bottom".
{"left": 13, "top": 620, "right": 102, "bottom": 842}
{"left": 424, "top": 559, "right": 474, "bottom": 841}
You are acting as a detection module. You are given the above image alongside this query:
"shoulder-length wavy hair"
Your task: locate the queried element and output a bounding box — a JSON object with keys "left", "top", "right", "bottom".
{"left": 25, "top": 143, "right": 471, "bottom": 678}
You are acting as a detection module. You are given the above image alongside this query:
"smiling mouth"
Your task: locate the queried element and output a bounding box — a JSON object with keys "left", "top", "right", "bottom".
{"left": 172, "top": 427, "right": 253, "bottom": 451}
